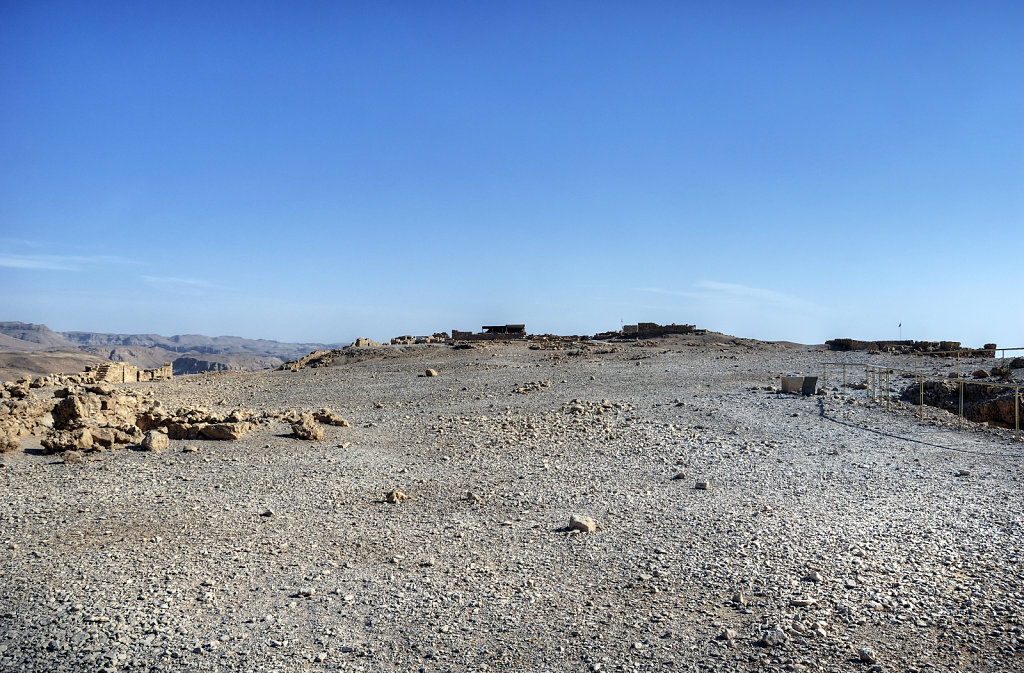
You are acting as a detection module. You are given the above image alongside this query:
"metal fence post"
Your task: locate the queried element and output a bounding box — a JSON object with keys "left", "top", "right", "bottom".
{"left": 843, "top": 364, "right": 847, "bottom": 396}
{"left": 919, "top": 375, "right": 924, "bottom": 420}
{"left": 886, "top": 369, "right": 890, "bottom": 410}
{"left": 959, "top": 380, "right": 964, "bottom": 428}
{"left": 1017, "top": 388, "right": 1020, "bottom": 441}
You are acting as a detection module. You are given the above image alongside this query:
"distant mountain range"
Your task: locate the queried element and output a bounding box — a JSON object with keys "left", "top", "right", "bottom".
{"left": 0, "top": 321, "right": 344, "bottom": 381}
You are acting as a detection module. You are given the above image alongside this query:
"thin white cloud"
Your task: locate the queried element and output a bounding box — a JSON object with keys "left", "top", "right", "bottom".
{"left": 637, "top": 286, "right": 702, "bottom": 300}
{"left": 0, "top": 254, "right": 75, "bottom": 270}
{"left": 695, "top": 280, "right": 806, "bottom": 308}
{"left": 0, "top": 238, "right": 46, "bottom": 248}
{"left": 638, "top": 281, "right": 814, "bottom": 311}
{"left": 0, "top": 252, "right": 137, "bottom": 271}
{"left": 141, "top": 275, "right": 231, "bottom": 292}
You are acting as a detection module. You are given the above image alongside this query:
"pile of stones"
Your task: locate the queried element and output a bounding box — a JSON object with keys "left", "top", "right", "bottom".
{"left": 0, "top": 379, "right": 349, "bottom": 456}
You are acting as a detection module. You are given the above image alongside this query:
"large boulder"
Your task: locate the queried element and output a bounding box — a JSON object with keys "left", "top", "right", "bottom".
{"left": 141, "top": 430, "right": 170, "bottom": 452}
{"left": 89, "top": 427, "right": 116, "bottom": 449}
{"left": 52, "top": 394, "right": 104, "bottom": 429}
{"left": 313, "top": 409, "right": 351, "bottom": 427}
{"left": 164, "top": 422, "right": 201, "bottom": 440}
{"left": 0, "top": 435, "right": 19, "bottom": 454}
{"left": 201, "top": 422, "right": 255, "bottom": 441}
{"left": 41, "top": 428, "right": 94, "bottom": 454}
{"left": 291, "top": 414, "right": 324, "bottom": 441}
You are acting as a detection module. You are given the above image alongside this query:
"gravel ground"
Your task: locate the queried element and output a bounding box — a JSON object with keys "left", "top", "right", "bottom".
{"left": 2, "top": 336, "right": 1023, "bottom": 673}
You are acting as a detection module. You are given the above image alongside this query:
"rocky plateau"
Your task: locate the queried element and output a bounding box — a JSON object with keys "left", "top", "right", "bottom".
{"left": 1, "top": 335, "right": 1022, "bottom": 673}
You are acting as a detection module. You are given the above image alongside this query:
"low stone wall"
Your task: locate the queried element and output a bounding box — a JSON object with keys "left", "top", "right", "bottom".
{"left": 85, "top": 362, "right": 173, "bottom": 383}
{"left": 451, "top": 331, "right": 525, "bottom": 341}
{"left": 828, "top": 339, "right": 996, "bottom": 357}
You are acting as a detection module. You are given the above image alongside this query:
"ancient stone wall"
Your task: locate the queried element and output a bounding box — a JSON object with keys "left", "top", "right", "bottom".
{"left": 827, "top": 339, "right": 997, "bottom": 357}
{"left": 84, "top": 362, "right": 173, "bottom": 383}
{"left": 390, "top": 333, "right": 450, "bottom": 345}
{"left": 621, "top": 323, "right": 705, "bottom": 338}
{"left": 451, "top": 330, "right": 526, "bottom": 341}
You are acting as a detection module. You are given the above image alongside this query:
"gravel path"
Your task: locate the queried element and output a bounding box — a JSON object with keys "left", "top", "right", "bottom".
{"left": 2, "top": 337, "right": 1022, "bottom": 672}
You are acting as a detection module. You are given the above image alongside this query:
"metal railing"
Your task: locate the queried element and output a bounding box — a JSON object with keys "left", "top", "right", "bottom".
{"left": 821, "top": 353, "right": 1022, "bottom": 442}
{"left": 909, "top": 346, "right": 1024, "bottom": 380}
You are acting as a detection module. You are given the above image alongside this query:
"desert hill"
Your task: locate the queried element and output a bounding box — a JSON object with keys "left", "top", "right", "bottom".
{"left": 0, "top": 322, "right": 79, "bottom": 350}
{"left": 60, "top": 330, "right": 335, "bottom": 358}
{"left": 0, "top": 322, "right": 344, "bottom": 381}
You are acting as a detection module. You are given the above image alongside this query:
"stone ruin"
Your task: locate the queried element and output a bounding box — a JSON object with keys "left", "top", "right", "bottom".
{"left": 390, "top": 332, "right": 450, "bottom": 345}
{"left": 1, "top": 362, "right": 173, "bottom": 390}
{"left": 902, "top": 379, "right": 1021, "bottom": 429}
{"left": 0, "top": 374, "right": 349, "bottom": 456}
{"left": 451, "top": 325, "right": 526, "bottom": 341}
{"left": 85, "top": 361, "right": 173, "bottom": 383}
{"left": 827, "top": 339, "right": 997, "bottom": 358}
{"left": 593, "top": 322, "right": 707, "bottom": 340}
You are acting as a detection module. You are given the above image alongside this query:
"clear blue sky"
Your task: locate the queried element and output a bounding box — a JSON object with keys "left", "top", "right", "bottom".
{"left": 2, "top": 2, "right": 1021, "bottom": 346}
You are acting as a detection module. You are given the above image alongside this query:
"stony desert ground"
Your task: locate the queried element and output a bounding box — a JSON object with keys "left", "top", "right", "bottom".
{"left": 2, "top": 335, "right": 1023, "bottom": 673}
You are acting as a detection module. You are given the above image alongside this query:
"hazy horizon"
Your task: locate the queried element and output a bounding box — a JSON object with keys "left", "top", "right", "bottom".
{"left": 3, "top": 3, "right": 1021, "bottom": 347}
{"left": 1, "top": 316, "right": 1013, "bottom": 352}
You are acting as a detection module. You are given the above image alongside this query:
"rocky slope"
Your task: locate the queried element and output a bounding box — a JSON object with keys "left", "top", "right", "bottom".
{"left": 0, "top": 322, "right": 78, "bottom": 350}
{"left": 0, "top": 322, "right": 344, "bottom": 380}
{"left": 1, "top": 336, "right": 1021, "bottom": 672}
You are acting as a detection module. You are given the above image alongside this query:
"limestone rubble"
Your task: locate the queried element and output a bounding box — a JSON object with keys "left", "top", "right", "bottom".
{"left": 0, "top": 378, "right": 347, "bottom": 453}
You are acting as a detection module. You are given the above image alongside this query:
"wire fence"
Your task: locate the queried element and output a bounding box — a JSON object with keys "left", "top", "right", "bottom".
{"left": 821, "top": 348, "right": 1022, "bottom": 441}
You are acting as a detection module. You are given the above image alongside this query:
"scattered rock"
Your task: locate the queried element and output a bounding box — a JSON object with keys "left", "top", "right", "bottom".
{"left": 858, "top": 647, "right": 878, "bottom": 664}
{"left": 466, "top": 491, "right": 482, "bottom": 503}
{"left": 568, "top": 515, "right": 598, "bottom": 533}
{"left": 425, "top": 369, "right": 438, "bottom": 377}
{"left": 291, "top": 414, "right": 324, "bottom": 441}
{"left": 89, "top": 427, "right": 115, "bottom": 448}
{"left": 694, "top": 480, "right": 711, "bottom": 490}
{"left": 313, "top": 408, "right": 351, "bottom": 427}
{"left": 672, "top": 472, "right": 686, "bottom": 480}
{"left": 385, "top": 490, "right": 409, "bottom": 504}
{"left": 42, "top": 428, "right": 94, "bottom": 454}
{"left": 260, "top": 509, "right": 274, "bottom": 517}
{"left": 956, "top": 469, "right": 971, "bottom": 477}
{"left": 0, "top": 435, "right": 19, "bottom": 454}
{"left": 717, "top": 628, "right": 738, "bottom": 641}
{"left": 183, "top": 444, "right": 198, "bottom": 452}
{"left": 63, "top": 450, "right": 84, "bottom": 464}
{"left": 201, "top": 422, "right": 255, "bottom": 441}
{"left": 141, "top": 430, "right": 169, "bottom": 452}
{"left": 758, "top": 628, "right": 788, "bottom": 647}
